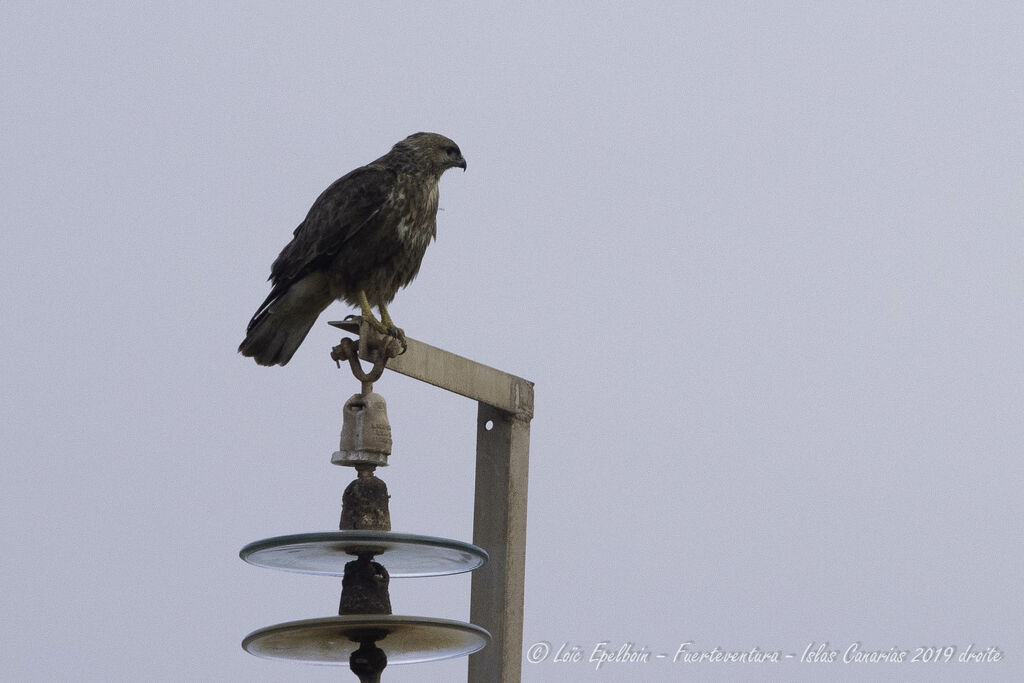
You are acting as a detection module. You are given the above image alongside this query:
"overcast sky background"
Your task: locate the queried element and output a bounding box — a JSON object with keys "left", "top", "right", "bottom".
{"left": 2, "top": 3, "right": 1022, "bottom": 682}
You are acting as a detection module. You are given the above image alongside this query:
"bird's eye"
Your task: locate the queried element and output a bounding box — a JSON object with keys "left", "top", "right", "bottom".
{"left": 445, "top": 146, "right": 460, "bottom": 157}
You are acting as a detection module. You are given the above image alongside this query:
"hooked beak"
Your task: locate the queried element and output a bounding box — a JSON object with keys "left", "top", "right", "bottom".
{"left": 456, "top": 157, "right": 467, "bottom": 171}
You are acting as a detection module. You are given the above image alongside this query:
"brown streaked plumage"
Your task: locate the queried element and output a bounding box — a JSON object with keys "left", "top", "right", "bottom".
{"left": 239, "top": 132, "right": 466, "bottom": 366}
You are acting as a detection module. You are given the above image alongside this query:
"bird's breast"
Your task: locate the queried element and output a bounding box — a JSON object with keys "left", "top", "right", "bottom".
{"left": 389, "top": 180, "right": 438, "bottom": 241}
{"left": 330, "top": 178, "right": 440, "bottom": 307}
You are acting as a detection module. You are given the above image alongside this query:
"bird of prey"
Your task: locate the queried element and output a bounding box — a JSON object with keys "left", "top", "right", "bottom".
{"left": 239, "top": 132, "right": 466, "bottom": 366}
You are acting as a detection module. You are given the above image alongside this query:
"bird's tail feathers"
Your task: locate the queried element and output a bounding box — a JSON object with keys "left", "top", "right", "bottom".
{"left": 238, "top": 275, "right": 332, "bottom": 366}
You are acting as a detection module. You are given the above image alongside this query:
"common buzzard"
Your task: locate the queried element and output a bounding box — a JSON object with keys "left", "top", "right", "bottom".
{"left": 239, "top": 132, "right": 466, "bottom": 366}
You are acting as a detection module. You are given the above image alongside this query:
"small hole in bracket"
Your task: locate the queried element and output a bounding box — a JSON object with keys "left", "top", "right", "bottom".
{"left": 484, "top": 420, "right": 494, "bottom": 431}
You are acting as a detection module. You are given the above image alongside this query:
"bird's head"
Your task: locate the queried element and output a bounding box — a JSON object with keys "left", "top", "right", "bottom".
{"left": 395, "top": 132, "right": 467, "bottom": 175}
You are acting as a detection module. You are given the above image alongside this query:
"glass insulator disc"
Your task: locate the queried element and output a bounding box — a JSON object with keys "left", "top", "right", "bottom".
{"left": 240, "top": 531, "right": 487, "bottom": 578}
{"left": 242, "top": 615, "right": 490, "bottom": 664}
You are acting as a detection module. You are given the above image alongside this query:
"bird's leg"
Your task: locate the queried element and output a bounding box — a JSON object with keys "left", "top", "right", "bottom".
{"left": 378, "top": 302, "right": 407, "bottom": 352}
{"left": 358, "top": 290, "right": 388, "bottom": 334}
{"left": 378, "top": 303, "right": 397, "bottom": 332}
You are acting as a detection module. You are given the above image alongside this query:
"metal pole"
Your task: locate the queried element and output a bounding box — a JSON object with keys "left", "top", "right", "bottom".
{"left": 469, "top": 403, "right": 530, "bottom": 682}
{"left": 331, "top": 321, "right": 534, "bottom": 682}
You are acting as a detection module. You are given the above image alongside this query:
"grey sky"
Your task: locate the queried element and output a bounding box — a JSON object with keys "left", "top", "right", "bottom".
{"left": 2, "top": 3, "right": 1022, "bottom": 681}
